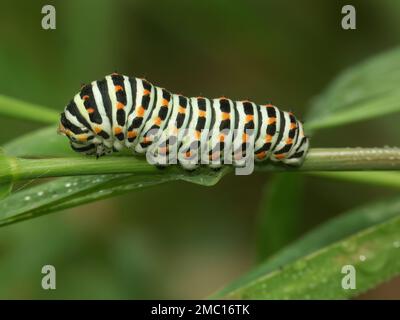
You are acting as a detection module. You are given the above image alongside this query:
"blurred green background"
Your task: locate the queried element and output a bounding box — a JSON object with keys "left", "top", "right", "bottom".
{"left": 0, "top": 0, "right": 400, "bottom": 299}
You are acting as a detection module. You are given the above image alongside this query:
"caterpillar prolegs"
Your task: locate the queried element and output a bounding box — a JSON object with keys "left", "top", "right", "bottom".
{"left": 58, "top": 73, "right": 309, "bottom": 170}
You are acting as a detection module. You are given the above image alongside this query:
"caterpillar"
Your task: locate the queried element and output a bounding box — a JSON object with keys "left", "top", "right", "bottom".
{"left": 58, "top": 73, "right": 309, "bottom": 170}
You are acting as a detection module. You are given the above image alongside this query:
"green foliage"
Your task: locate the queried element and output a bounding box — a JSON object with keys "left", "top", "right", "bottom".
{"left": 212, "top": 47, "right": 400, "bottom": 298}
{"left": 223, "top": 214, "right": 400, "bottom": 299}
{"left": 0, "top": 148, "right": 13, "bottom": 200}
{"left": 0, "top": 45, "right": 400, "bottom": 299}
{"left": 0, "top": 170, "right": 227, "bottom": 228}
{"left": 0, "top": 95, "right": 58, "bottom": 124}
{"left": 310, "top": 171, "right": 400, "bottom": 189}
{"left": 306, "top": 47, "right": 400, "bottom": 131}
{"left": 256, "top": 174, "right": 304, "bottom": 260}
{"left": 212, "top": 196, "right": 400, "bottom": 299}
{"left": 0, "top": 127, "right": 229, "bottom": 227}
{"left": 3, "top": 126, "right": 71, "bottom": 157}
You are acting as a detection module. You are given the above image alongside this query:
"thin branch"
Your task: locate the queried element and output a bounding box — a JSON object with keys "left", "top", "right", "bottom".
{"left": 257, "top": 147, "right": 400, "bottom": 172}
{"left": 1, "top": 148, "right": 400, "bottom": 183}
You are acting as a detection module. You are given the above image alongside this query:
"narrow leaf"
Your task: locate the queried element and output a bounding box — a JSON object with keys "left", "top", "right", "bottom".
{"left": 256, "top": 173, "right": 304, "bottom": 260}
{"left": 0, "top": 95, "right": 59, "bottom": 124}
{"left": 0, "top": 148, "right": 13, "bottom": 200}
{"left": 224, "top": 214, "right": 400, "bottom": 299}
{"left": 310, "top": 171, "right": 400, "bottom": 189}
{"left": 306, "top": 47, "right": 400, "bottom": 131}
{"left": 0, "top": 125, "right": 230, "bottom": 227}
{"left": 212, "top": 196, "right": 400, "bottom": 298}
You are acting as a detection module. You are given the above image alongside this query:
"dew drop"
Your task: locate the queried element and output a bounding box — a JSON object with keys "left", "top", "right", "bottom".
{"left": 37, "top": 191, "right": 44, "bottom": 197}
{"left": 393, "top": 241, "right": 400, "bottom": 248}
{"left": 24, "top": 196, "right": 31, "bottom": 201}
{"left": 65, "top": 183, "right": 72, "bottom": 188}
{"left": 359, "top": 255, "right": 366, "bottom": 262}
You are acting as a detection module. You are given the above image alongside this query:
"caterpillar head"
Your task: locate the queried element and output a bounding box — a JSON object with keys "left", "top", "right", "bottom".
{"left": 58, "top": 111, "right": 111, "bottom": 157}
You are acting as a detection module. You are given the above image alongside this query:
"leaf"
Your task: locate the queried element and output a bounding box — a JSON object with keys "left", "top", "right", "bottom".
{"left": 3, "top": 126, "right": 73, "bottom": 157}
{"left": 256, "top": 173, "right": 304, "bottom": 261}
{"left": 226, "top": 215, "right": 400, "bottom": 299}
{"left": 0, "top": 148, "right": 13, "bottom": 200}
{"left": 0, "top": 127, "right": 230, "bottom": 227}
{"left": 310, "top": 171, "right": 400, "bottom": 189}
{"left": 0, "top": 165, "right": 230, "bottom": 227}
{"left": 0, "top": 95, "right": 59, "bottom": 124}
{"left": 212, "top": 196, "right": 400, "bottom": 299}
{"left": 306, "top": 47, "right": 400, "bottom": 131}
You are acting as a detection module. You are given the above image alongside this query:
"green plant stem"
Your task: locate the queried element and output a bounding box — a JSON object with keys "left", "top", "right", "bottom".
{"left": 0, "top": 95, "right": 59, "bottom": 124}
{"left": 1, "top": 148, "right": 400, "bottom": 183}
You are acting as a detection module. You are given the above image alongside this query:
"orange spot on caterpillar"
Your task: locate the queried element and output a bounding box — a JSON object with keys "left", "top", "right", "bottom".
{"left": 154, "top": 117, "right": 162, "bottom": 126}
{"left": 143, "top": 89, "right": 150, "bottom": 96}
{"left": 127, "top": 131, "right": 137, "bottom": 139}
{"left": 87, "top": 108, "right": 95, "bottom": 114}
{"left": 222, "top": 112, "right": 230, "bottom": 120}
{"left": 234, "top": 151, "right": 243, "bottom": 160}
{"left": 178, "top": 106, "right": 186, "bottom": 114}
{"left": 77, "top": 135, "right": 88, "bottom": 142}
{"left": 94, "top": 127, "right": 102, "bottom": 134}
{"left": 210, "top": 152, "right": 220, "bottom": 161}
{"left": 245, "top": 115, "right": 253, "bottom": 122}
{"left": 162, "top": 99, "right": 169, "bottom": 106}
{"left": 286, "top": 138, "right": 293, "bottom": 144}
{"left": 159, "top": 146, "right": 168, "bottom": 155}
{"left": 268, "top": 117, "right": 276, "bottom": 125}
{"left": 242, "top": 133, "right": 249, "bottom": 142}
{"left": 82, "top": 95, "right": 90, "bottom": 101}
{"left": 136, "top": 106, "right": 145, "bottom": 117}
{"left": 116, "top": 102, "right": 125, "bottom": 110}
{"left": 290, "top": 123, "right": 297, "bottom": 129}
{"left": 114, "top": 127, "right": 123, "bottom": 135}
{"left": 219, "top": 134, "right": 225, "bottom": 142}
{"left": 265, "top": 134, "right": 273, "bottom": 142}
{"left": 57, "top": 124, "right": 67, "bottom": 135}
{"left": 185, "top": 150, "right": 192, "bottom": 158}
{"left": 143, "top": 136, "right": 151, "bottom": 144}
{"left": 275, "top": 154, "right": 286, "bottom": 159}
{"left": 198, "top": 110, "right": 206, "bottom": 118}
{"left": 115, "top": 85, "right": 124, "bottom": 92}
{"left": 256, "top": 151, "right": 266, "bottom": 159}
{"left": 195, "top": 130, "right": 201, "bottom": 140}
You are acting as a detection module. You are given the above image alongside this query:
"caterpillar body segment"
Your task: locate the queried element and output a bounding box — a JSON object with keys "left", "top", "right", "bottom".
{"left": 59, "top": 74, "right": 309, "bottom": 169}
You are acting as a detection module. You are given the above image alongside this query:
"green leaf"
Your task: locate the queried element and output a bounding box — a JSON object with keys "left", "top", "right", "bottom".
{"left": 0, "top": 148, "right": 13, "bottom": 200}
{"left": 0, "top": 126, "right": 230, "bottom": 227}
{"left": 3, "top": 126, "right": 72, "bottom": 157}
{"left": 0, "top": 95, "right": 59, "bottom": 124}
{"left": 0, "top": 166, "right": 229, "bottom": 227}
{"left": 256, "top": 173, "right": 304, "bottom": 261}
{"left": 306, "top": 47, "right": 400, "bottom": 131}
{"left": 212, "top": 196, "right": 400, "bottom": 299}
{"left": 310, "top": 171, "right": 400, "bottom": 189}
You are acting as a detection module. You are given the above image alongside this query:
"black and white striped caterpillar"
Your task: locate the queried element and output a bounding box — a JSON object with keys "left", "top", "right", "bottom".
{"left": 58, "top": 73, "right": 309, "bottom": 170}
